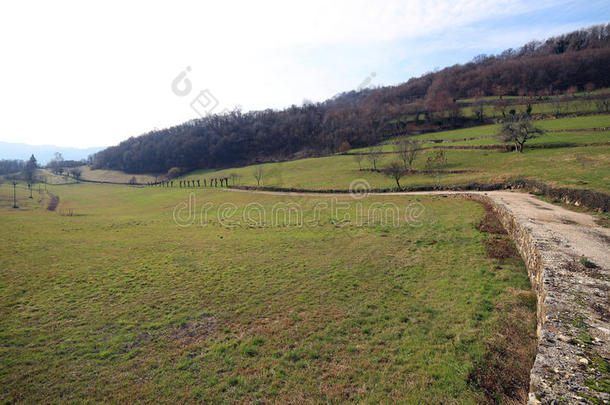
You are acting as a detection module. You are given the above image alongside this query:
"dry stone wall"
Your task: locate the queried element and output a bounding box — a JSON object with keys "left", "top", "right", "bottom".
{"left": 467, "top": 193, "right": 609, "bottom": 405}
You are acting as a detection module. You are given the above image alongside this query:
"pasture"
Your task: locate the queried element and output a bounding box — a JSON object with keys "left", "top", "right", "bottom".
{"left": 0, "top": 183, "right": 535, "bottom": 403}
{"left": 182, "top": 115, "right": 610, "bottom": 192}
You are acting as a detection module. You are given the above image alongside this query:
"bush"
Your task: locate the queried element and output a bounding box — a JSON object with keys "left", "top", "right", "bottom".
{"left": 167, "top": 167, "right": 183, "bottom": 179}
{"left": 580, "top": 257, "right": 598, "bottom": 269}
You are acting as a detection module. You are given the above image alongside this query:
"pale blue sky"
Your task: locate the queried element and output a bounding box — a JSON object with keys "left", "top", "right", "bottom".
{"left": 0, "top": 0, "right": 608, "bottom": 148}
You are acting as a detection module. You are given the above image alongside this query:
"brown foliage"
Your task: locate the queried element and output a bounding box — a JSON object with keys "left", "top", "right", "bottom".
{"left": 476, "top": 202, "right": 507, "bottom": 234}
{"left": 47, "top": 193, "right": 60, "bottom": 211}
{"left": 468, "top": 297, "right": 537, "bottom": 404}
{"left": 484, "top": 238, "right": 519, "bottom": 260}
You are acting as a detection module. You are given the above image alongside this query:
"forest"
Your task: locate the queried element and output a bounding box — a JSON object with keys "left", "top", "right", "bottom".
{"left": 0, "top": 160, "right": 25, "bottom": 176}
{"left": 92, "top": 24, "right": 610, "bottom": 175}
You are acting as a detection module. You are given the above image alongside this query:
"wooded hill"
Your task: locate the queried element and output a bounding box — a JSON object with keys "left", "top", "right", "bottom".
{"left": 93, "top": 24, "right": 610, "bottom": 175}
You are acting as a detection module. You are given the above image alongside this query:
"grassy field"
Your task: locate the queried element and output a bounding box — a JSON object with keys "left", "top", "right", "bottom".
{"left": 77, "top": 166, "right": 158, "bottom": 184}
{"left": 0, "top": 183, "right": 535, "bottom": 403}
{"left": 381, "top": 114, "right": 610, "bottom": 145}
{"left": 180, "top": 114, "right": 610, "bottom": 193}
{"left": 398, "top": 96, "right": 609, "bottom": 123}
{"left": 183, "top": 145, "right": 609, "bottom": 192}
{"left": 48, "top": 114, "right": 610, "bottom": 193}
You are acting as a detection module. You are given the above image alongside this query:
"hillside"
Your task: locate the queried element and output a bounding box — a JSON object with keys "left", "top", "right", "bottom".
{"left": 92, "top": 24, "right": 610, "bottom": 175}
{"left": 157, "top": 114, "right": 610, "bottom": 197}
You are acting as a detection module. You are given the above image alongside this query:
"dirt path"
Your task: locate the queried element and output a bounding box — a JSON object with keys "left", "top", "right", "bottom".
{"left": 225, "top": 188, "right": 609, "bottom": 404}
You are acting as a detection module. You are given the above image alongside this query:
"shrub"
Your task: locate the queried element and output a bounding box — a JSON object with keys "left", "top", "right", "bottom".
{"left": 167, "top": 167, "right": 183, "bottom": 179}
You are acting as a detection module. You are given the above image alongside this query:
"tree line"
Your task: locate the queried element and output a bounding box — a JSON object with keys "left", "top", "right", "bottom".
{"left": 0, "top": 160, "right": 25, "bottom": 175}
{"left": 92, "top": 24, "right": 610, "bottom": 175}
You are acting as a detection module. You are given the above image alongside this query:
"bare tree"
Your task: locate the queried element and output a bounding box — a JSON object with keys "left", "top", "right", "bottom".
{"left": 229, "top": 172, "right": 240, "bottom": 185}
{"left": 498, "top": 117, "right": 544, "bottom": 152}
{"left": 253, "top": 166, "right": 264, "bottom": 187}
{"left": 385, "top": 161, "right": 405, "bottom": 189}
{"left": 473, "top": 100, "right": 485, "bottom": 122}
{"left": 12, "top": 181, "right": 18, "bottom": 208}
{"left": 70, "top": 167, "right": 82, "bottom": 181}
{"left": 551, "top": 95, "right": 566, "bottom": 116}
{"left": 425, "top": 150, "right": 448, "bottom": 189}
{"left": 395, "top": 140, "right": 420, "bottom": 171}
{"left": 365, "top": 145, "right": 383, "bottom": 171}
{"left": 493, "top": 100, "right": 509, "bottom": 119}
{"left": 447, "top": 100, "right": 462, "bottom": 125}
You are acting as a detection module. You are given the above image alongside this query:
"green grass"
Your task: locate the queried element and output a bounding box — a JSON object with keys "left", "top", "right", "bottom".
{"left": 359, "top": 115, "right": 610, "bottom": 153}
{"left": 385, "top": 124, "right": 501, "bottom": 144}
{"left": 431, "top": 131, "right": 610, "bottom": 147}
{"left": 50, "top": 115, "right": 610, "bottom": 193}
{"left": 182, "top": 115, "right": 610, "bottom": 192}
{"left": 535, "top": 115, "right": 610, "bottom": 131}
{"left": 389, "top": 114, "right": 610, "bottom": 144}
{"left": 184, "top": 143, "right": 609, "bottom": 192}
{"left": 0, "top": 183, "right": 534, "bottom": 403}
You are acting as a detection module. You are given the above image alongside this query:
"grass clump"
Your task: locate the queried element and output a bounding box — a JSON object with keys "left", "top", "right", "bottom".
{"left": 580, "top": 257, "right": 598, "bottom": 268}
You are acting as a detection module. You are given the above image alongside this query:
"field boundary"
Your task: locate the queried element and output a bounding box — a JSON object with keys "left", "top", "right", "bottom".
{"left": 227, "top": 180, "right": 610, "bottom": 212}
{"left": 465, "top": 193, "right": 610, "bottom": 404}
{"left": 384, "top": 127, "right": 610, "bottom": 146}
{"left": 344, "top": 141, "right": 610, "bottom": 154}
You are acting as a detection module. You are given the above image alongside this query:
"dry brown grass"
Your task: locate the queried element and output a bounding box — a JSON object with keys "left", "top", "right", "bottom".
{"left": 46, "top": 192, "right": 59, "bottom": 211}
{"left": 484, "top": 238, "right": 519, "bottom": 260}
{"left": 476, "top": 201, "right": 507, "bottom": 235}
{"left": 78, "top": 166, "right": 158, "bottom": 183}
{"left": 468, "top": 290, "right": 537, "bottom": 404}
{"left": 470, "top": 199, "right": 537, "bottom": 404}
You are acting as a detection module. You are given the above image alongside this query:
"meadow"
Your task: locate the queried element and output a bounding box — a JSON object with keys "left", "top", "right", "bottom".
{"left": 182, "top": 114, "right": 610, "bottom": 193}
{"left": 0, "top": 183, "right": 535, "bottom": 403}
{"left": 71, "top": 114, "right": 610, "bottom": 193}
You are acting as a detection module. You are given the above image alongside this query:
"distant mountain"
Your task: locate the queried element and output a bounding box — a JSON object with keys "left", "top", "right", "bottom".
{"left": 0, "top": 142, "right": 105, "bottom": 165}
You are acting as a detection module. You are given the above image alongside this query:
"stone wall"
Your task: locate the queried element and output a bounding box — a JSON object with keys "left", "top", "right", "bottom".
{"left": 467, "top": 193, "right": 609, "bottom": 405}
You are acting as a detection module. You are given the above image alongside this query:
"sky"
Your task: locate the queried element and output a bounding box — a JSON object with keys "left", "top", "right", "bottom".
{"left": 0, "top": 1, "right": 608, "bottom": 149}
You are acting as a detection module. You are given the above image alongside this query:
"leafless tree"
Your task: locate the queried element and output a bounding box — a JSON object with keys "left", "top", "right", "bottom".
{"left": 395, "top": 140, "right": 420, "bottom": 171}
{"left": 385, "top": 161, "right": 405, "bottom": 189}
{"left": 497, "top": 117, "right": 544, "bottom": 152}
{"left": 229, "top": 172, "right": 240, "bottom": 185}
{"left": 551, "top": 95, "right": 566, "bottom": 116}
{"left": 253, "top": 166, "right": 264, "bottom": 187}
{"left": 425, "top": 150, "right": 448, "bottom": 189}
{"left": 494, "top": 100, "right": 509, "bottom": 119}
{"left": 70, "top": 167, "right": 82, "bottom": 181}
{"left": 366, "top": 145, "right": 383, "bottom": 171}
{"left": 473, "top": 100, "right": 485, "bottom": 122}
